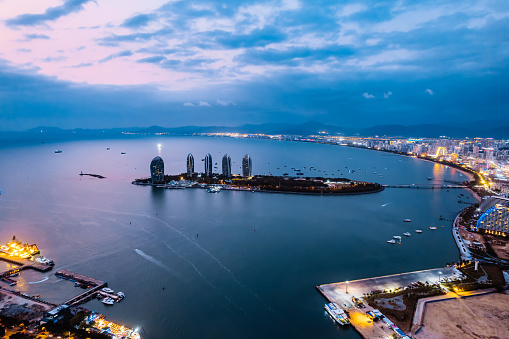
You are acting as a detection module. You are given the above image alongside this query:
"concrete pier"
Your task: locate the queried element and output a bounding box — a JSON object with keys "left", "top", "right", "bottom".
{"left": 0, "top": 253, "right": 52, "bottom": 279}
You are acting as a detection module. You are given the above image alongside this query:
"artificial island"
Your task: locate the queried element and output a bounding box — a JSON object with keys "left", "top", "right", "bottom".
{"left": 132, "top": 153, "right": 383, "bottom": 195}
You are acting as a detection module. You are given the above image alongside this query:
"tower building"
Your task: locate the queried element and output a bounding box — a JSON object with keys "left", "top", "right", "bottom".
{"left": 242, "top": 154, "right": 252, "bottom": 177}
{"left": 204, "top": 153, "right": 212, "bottom": 177}
{"left": 187, "top": 153, "right": 194, "bottom": 176}
{"left": 150, "top": 156, "right": 164, "bottom": 184}
{"left": 222, "top": 154, "right": 231, "bottom": 177}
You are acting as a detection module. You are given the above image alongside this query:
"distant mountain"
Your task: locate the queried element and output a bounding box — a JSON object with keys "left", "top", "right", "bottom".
{"left": 1, "top": 120, "right": 508, "bottom": 141}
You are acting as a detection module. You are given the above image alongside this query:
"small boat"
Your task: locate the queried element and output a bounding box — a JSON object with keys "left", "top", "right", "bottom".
{"left": 207, "top": 186, "right": 221, "bottom": 193}
{"left": 54, "top": 150, "right": 62, "bottom": 153}
{"left": 117, "top": 291, "right": 125, "bottom": 298}
{"left": 415, "top": 229, "right": 423, "bottom": 233}
{"left": 101, "top": 297, "right": 115, "bottom": 305}
{"left": 101, "top": 287, "right": 114, "bottom": 293}
{"left": 324, "top": 303, "right": 350, "bottom": 325}
{"left": 427, "top": 177, "right": 433, "bottom": 180}
{"left": 403, "top": 232, "right": 411, "bottom": 237}
{"left": 387, "top": 239, "right": 396, "bottom": 244}
{"left": 106, "top": 147, "right": 110, "bottom": 150}
{"left": 393, "top": 236, "right": 402, "bottom": 240}
{"left": 429, "top": 227, "right": 437, "bottom": 230}
{"left": 121, "top": 152, "right": 126, "bottom": 154}
{"left": 404, "top": 219, "right": 411, "bottom": 222}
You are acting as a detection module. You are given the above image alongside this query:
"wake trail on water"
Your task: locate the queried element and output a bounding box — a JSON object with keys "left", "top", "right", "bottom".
{"left": 6, "top": 200, "right": 276, "bottom": 314}
{"left": 381, "top": 203, "right": 391, "bottom": 207}
{"left": 28, "top": 276, "right": 49, "bottom": 284}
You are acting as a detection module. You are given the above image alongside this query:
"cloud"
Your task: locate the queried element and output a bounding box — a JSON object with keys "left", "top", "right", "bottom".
{"left": 99, "top": 50, "right": 133, "bottom": 63}
{"left": 137, "top": 56, "right": 166, "bottom": 64}
{"left": 183, "top": 102, "right": 194, "bottom": 107}
{"left": 121, "top": 13, "right": 156, "bottom": 29}
{"left": 363, "top": 92, "right": 375, "bottom": 99}
{"left": 6, "top": 0, "right": 95, "bottom": 27}
{"left": 24, "top": 34, "right": 50, "bottom": 40}
{"left": 384, "top": 91, "right": 392, "bottom": 99}
{"left": 199, "top": 101, "right": 211, "bottom": 107}
{"left": 98, "top": 27, "right": 173, "bottom": 46}
{"left": 217, "top": 99, "right": 236, "bottom": 106}
{"left": 43, "top": 56, "right": 67, "bottom": 62}
{"left": 426, "top": 88, "right": 434, "bottom": 95}
{"left": 69, "top": 62, "right": 93, "bottom": 68}
{"left": 17, "top": 49, "right": 32, "bottom": 53}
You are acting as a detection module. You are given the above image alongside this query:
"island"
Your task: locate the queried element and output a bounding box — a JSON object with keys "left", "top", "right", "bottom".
{"left": 132, "top": 173, "right": 383, "bottom": 195}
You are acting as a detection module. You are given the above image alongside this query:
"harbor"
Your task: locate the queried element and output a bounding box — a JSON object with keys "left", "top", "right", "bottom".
{"left": 317, "top": 268, "right": 462, "bottom": 338}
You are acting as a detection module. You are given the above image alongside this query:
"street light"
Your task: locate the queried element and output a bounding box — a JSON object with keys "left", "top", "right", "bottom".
{"left": 346, "top": 281, "right": 349, "bottom": 294}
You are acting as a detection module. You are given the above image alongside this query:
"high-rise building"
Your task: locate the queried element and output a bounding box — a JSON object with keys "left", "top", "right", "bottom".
{"left": 476, "top": 203, "right": 509, "bottom": 236}
{"left": 187, "top": 153, "right": 194, "bottom": 176}
{"left": 204, "top": 153, "right": 212, "bottom": 177}
{"left": 222, "top": 154, "right": 231, "bottom": 177}
{"left": 242, "top": 154, "right": 252, "bottom": 177}
{"left": 150, "top": 156, "right": 164, "bottom": 184}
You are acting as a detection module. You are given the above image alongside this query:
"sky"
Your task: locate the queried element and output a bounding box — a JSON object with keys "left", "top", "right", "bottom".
{"left": 0, "top": 0, "right": 508, "bottom": 130}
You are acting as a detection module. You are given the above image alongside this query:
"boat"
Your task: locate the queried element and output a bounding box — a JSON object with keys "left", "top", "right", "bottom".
{"left": 54, "top": 150, "right": 62, "bottom": 153}
{"left": 101, "top": 287, "right": 114, "bottom": 293}
{"left": 393, "top": 236, "right": 402, "bottom": 240}
{"left": 387, "top": 239, "right": 396, "bottom": 244}
{"left": 207, "top": 186, "right": 221, "bottom": 193}
{"left": 106, "top": 147, "right": 110, "bottom": 150}
{"left": 415, "top": 229, "right": 423, "bottom": 233}
{"left": 404, "top": 219, "right": 412, "bottom": 222}
{"left": 35, "top": 256, "right": 55, "bottom": 265}
{"left": 101, "top": 297, "right": 115, "bottom": 305}
{"left": 324, "top": 303, "right": 350, "bottom": 325}
{"left": 403, "top": 232, "right": 411, "bottom": 237}
{"left": 120, "top": 152, "right": 126, "bottom": 154}
{"left": 429, "top": 227, "right": 437, "bottom": 230}
{"left": 117, "top": 291, "right": 125, "bottom": 298}
{"left": 427, "top": 177, "right": 433, "bottom": 180}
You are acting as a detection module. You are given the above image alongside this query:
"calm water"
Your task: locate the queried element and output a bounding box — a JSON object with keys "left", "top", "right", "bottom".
{"left": 0, "top": 136, "right": 473, "bottom": 338}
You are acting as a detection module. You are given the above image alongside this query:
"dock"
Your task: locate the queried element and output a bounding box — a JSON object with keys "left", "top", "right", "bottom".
{"left": 0, "top": 253, "right": 52, "bottom": 280}
{"left": 316, "top": 267, "right": 462, "bottom": 338}
{"left": 383, "top": 184, "right": 467, "bottom": 189}
{"left": 56, "top": 270, "right": 111, "bottom": 306}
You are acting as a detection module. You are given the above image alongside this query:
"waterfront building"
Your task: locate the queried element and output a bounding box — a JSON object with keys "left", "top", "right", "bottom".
{"left": 187, "top": 153, "right": 194, "bottom": 176}
{"left": 476, "top": 204, "right": 509, "bottom": 236}
{"left": 204, "top": 153, "right": 212, "bottom": 177}
{"left": 222, "top": 154, "right": 231, "bottom": 177}
{"left": 150, "top": 156, "right": 164, "bottom": 184}
{"left": 242, "top": 154, "right": 252, "bottom": 177}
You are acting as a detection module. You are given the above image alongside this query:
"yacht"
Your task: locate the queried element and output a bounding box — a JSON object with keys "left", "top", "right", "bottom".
{"left": 403, "top": 232, "right": 411, "bottom": 237}
{"left": 415, "top": 229, "right": 423, "bottom": 233}
{"left": 404, "top": 219, "right": 412, "bottom": 222}
{"left": 101, "top": 297, "right": 115, "bottom": 305}
{"left": 393, "top": 236, "right": 402, "bottom": 240}
{"left": 117, "top": 291, "right": 125, "bottom": 298}
{"left": 324, "top": 303, "right": 350, "bottom": 325}
{"left": 387, "top": 239, "right": 396, "bottom": 244}
{"left": 101, "top": 287, "right": 114, "bottom": 293}
{"left": 207, "top": 186, "right": 221, "bottom": 193}
{"left": 54, "top": 150, "right": 62, "bottom": 153}
{"left": 429, "top": 227, "right": 437, "bottom": 230}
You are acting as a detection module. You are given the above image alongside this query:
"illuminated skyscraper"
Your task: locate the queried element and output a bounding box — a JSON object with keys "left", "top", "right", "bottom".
{"left": 150, "top": 156, "right": 164, "bottom": 184}
{"left": 204, "top": 153, "right": 212, "bottom": 177}
{"left": 187, "top": 153, "right": 194, "bottom": 176}
{"left": 242, "top": 154, "right": 252, "bottom": 177}
{"left": 222, "top": 154, "right": 231, "bottom": 177}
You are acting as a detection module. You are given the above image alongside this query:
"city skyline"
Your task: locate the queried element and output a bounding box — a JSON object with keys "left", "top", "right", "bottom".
{"left": 1, "top": 0, "right": 508, "bottom": 130}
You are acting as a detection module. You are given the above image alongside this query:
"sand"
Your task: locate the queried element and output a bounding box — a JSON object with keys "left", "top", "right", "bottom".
{"left": 415, "top": 292, "right": 509, "bottom": 339}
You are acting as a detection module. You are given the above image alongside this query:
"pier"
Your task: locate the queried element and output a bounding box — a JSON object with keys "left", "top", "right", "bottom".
{"left": 56, "top": 270, "right": 111, "bottom": 306}
{"left": 383, "top": 184, "right": 467, "bottom": 189}
{"left": 0, "top": 253, "right": 52, "bottom": 279}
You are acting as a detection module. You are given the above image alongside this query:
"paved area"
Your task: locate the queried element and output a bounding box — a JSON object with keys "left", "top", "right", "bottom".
{"left": 317, "top": 267, "right": 462, "bottom": 338}
{"left": 318, "top": 267, "right": 461, "bottom": 304}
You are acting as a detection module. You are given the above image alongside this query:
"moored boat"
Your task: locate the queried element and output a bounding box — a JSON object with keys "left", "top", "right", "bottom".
{"left": 404, "top": 219, "right": 411, "bottom": 222}
{"left": 101, "top": 297, "right": 115, "bottom": 305}
{"left": 393, "top": 235, "right": 402, "bottom": 240}
{"left": 387, "top": 239, "right": 396, "bottom": 244}
{"left": 324, "top": 303, "right": 350, "bottom": 325}
{"left": 415, "top": 229, "right": 423, "bottom": 233}
{"left": 429, "top": 227, "right": 437, "bottom": 230}
{"left": 403, "top": 232, "right": 411, "bottom": 237}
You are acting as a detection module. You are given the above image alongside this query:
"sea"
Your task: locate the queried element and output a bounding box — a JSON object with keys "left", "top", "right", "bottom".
{"left": 0, "top": 136, "right": 474, "bottom": 338}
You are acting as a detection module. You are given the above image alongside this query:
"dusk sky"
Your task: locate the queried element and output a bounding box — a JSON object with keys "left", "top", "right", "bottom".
{"left": 0, "top": 0, "right": 508, "bottom": 130}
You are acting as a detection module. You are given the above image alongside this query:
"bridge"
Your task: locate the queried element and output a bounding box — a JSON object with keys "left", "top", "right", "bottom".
{"left": 383, "top": 184, "right": 467, "bottom": 189}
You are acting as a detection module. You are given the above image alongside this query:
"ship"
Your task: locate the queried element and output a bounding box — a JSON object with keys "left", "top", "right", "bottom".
{"left": 324, "top": 302, "right": 350, "bottom": 325}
